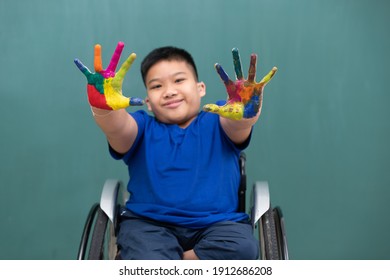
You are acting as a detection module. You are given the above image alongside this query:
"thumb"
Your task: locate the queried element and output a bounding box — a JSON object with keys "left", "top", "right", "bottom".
{"left": 203, "top": 102, "right": 244, "bottom": 120}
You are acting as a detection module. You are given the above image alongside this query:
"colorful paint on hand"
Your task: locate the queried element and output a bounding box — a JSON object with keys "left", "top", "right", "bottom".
{"left": 203, "top": 48, "right": 277, "bottom": 120}
{"left": 74, "top": 42, "right": 144, "bottom": 110}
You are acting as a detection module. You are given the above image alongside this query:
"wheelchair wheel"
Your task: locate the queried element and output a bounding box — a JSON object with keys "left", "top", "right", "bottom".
{"left": 77, "top": 203, "right": 99, "bottom": 260}
{"left": 273, "top": 207, "right": 289, "bottom": 260}
{"left": 259, "top": 206, "right": 289, "bottom": 260}
{"left": 259, "top": 206, "right": 280, "bottom": 260}
{"left": 88, "top": 207, "right": 117, "bottom": 260}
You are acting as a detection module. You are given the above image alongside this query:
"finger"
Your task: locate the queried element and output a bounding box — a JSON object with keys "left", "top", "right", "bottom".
{"left": 106, "top": 41, "right": 125, "bottom": 73}
{"left": 232, "top": 48, "right": 244, "bottom": 80}
{"left": 74, "top": 58, "right": 92, "bottom": 78}
{"left": 94, "top": 44, "right": 103, "bottom": 72}
{"left": 203, "top": 102, "right": 244, "bottom": 120}
{"left": 115, "top": 53, "right": 137, "bottom": 81}
{"left": 259, "top": 66, "right": 278, "bottom": 85}
{"left": 215, "top": 63, "right": 230, "bottom": 85}
{"left": 247, "top": 54, "right": 257, "bottom": 83}
{"left": 110, "top": 96, "right": 144, "bottom": 110}
{"left": 203, "top": 103, "right": 222, "bottom": 117}
{"left": 129, "top": 97, "right": 145, "bottom": 106}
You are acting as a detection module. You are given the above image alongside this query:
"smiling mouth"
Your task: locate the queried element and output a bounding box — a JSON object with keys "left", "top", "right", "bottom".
{"left": 163, "top": 99, "right": 183, "bottom": 108}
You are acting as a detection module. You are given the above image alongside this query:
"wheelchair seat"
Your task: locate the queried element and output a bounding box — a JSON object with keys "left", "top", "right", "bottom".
{"left": 77, "top": 152, "right": 289, "bottom": 260}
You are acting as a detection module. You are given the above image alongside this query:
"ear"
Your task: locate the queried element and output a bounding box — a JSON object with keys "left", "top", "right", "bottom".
{"left": 197, "top": 82, "right": 206, "bottom": 98}
{"left": 145, "top": 97, "right": 153, "bottom": 111}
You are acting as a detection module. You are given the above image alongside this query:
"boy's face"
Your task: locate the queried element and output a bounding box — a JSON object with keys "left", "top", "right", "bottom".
{"left": 145, "top": 60, "right": 206, "bottom": 128}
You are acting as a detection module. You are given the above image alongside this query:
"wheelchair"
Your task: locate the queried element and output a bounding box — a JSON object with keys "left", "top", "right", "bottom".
{"left": 77, "top": 152, "right": 289, "bottom": 260}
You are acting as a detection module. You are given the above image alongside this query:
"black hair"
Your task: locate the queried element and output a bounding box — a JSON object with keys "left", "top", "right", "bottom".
{"left": 140, "top": 46, "right": 198, "bottom": 86}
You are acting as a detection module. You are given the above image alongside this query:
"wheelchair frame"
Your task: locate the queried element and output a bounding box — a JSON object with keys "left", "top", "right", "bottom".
{"left": 77, "top": 152, "right": 289, "bottom": 260}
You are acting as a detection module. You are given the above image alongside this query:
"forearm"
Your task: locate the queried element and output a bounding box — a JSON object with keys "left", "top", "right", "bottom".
{"left": 220, "top": 111, "right": 260, "bottom": 145}
{"left": 91, "top": 107, "right": 137, "bottom": 154}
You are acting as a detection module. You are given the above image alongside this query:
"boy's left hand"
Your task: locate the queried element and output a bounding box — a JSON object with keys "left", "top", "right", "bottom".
{"left": 203, "top": 48, "right": 277, "bottom": 120}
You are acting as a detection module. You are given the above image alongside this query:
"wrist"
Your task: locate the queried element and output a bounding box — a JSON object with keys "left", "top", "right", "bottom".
{"left": 90, "top": 106, "right": 113, "bottom": 117}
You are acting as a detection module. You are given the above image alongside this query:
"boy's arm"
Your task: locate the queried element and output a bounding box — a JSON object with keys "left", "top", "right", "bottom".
{"left": 91, "top": 108, "right": 138, "bottom": 154}
{"left": 203, "top": 48, "right": 277, "bottom": 144}
{"left": 74, "top": 42, "right": 144, "bottom": 154}
{"left": 220, "top": 112, "right": 259, "bottom": 145}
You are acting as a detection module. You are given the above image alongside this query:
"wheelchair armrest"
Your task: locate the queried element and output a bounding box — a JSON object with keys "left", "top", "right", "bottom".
{"left": 99, "top": 179, "right": 124, "bottom": 224}
{"left": 251, "top": 181, "right": 271, "bottom": 228}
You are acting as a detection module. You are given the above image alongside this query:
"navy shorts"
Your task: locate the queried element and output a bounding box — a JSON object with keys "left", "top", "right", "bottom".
{"left": 116, "top": 209, "right": 259, "bottom": 260}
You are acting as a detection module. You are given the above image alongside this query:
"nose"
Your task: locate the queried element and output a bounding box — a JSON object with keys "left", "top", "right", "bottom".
{"left": 163, "top": 85, "right": 177, "bottom": 98}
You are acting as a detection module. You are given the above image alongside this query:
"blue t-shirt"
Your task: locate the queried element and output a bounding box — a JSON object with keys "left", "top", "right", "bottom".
{"left": 110, "top": 110, "right": 251, "bottom": 228}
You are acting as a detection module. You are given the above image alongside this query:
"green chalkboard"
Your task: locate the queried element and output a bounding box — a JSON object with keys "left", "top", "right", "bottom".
{"left": 0, "top": 0, "right": 389, "bottom": 259}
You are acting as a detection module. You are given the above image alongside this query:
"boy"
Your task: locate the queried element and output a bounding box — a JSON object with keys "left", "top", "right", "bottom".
{"left": 74, "top": 42, "right": 277, "bottom": 260}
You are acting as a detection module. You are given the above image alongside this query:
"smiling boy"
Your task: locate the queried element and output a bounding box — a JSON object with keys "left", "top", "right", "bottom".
{"left": 75, "top": 43, "right": 276, "bottom": 259}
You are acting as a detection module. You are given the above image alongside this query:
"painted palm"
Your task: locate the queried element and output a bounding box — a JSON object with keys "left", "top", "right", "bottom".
{"left": 74, "top": 42, "right": 144, "bottom": 110}
{"left": 203, "top": 48, "right": 277, "bottom": 120}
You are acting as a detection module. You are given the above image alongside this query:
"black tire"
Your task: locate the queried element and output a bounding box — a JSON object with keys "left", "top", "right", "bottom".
{"left": 259, "top": 207, "right": 281, "bottom": 260}
{"left": 77, "top": 203, "right": 99, "bottom": 260}
{"left": 273, "top": 207, "right": 289, "bottom": 260}
{"left": 88, "top": 207, "right": 109, "bottom": 260}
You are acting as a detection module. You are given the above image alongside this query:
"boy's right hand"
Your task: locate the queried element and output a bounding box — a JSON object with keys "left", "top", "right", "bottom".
{"left": 74, "top": 42, "right": 144, "bottom": 110}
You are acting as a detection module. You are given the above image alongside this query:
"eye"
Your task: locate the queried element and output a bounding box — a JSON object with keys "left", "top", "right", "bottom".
{"left": 149, "top": 84, "right": 161, "bottom": 90}
{"left": 175, "top": 78, "right": 185, "bottom": 83}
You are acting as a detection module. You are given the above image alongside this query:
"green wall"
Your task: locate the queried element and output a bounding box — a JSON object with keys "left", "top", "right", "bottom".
{"left": 1, "top": 0, "right": 389, "bottom": 259}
